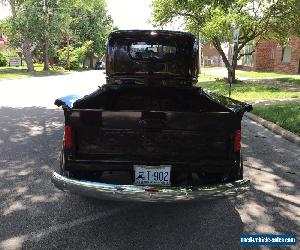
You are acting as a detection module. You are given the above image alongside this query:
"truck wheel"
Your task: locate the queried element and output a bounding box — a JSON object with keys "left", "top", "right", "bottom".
{"left": 228, "top": 152, "right": 243, "bottom": 181}
{"left": 59, "top": 148, "right": 70, "bottom": 177}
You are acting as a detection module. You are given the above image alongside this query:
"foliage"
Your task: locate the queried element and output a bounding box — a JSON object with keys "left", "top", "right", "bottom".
{"left": 4, "top": 0, "right": 72, "bottom": 45}
{"left": 57, "top": 41, "right": 94, "bottom": 70}
{"left": 152, "top": 0, "right": 300, "bottom": 82}
{"left": 4, "top": 50, "right": 19, "bottom": 58}
{"left": 69, "top": 0, "right": 114, "bottom": 58}
{"left": 253, "top": 103, "right": 300, "bottom": 135}
{"left": 0, "top": 52, "right": 8, "bottom": 66}
{"left": 57, "top": 46, "right": 79, "bottom": 70}
{"left": 1, "top": 0, "right": 115, "bottom": 70}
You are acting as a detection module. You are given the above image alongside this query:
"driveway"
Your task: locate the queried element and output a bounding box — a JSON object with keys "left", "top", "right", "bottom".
{"left": 0, "top": 71, "right": 299, "bottom": 250}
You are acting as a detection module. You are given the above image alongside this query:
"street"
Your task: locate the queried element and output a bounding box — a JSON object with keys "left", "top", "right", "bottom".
{"left": 0, "top": 70, "right": 104, "bottom": 108}
{"left": 0, "top": 71, "right": 299, "bottom": 250}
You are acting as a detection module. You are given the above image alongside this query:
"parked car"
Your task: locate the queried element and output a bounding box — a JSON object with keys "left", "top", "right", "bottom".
{"left": 95, "top": 61, "right": 105, "bottom": 70}
{"left": 52, "top": 30, "right": 252, "bottom": 202}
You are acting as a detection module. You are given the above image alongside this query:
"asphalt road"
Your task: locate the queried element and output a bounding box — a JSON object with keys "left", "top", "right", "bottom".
{"left": 0, "top": 71, "right": 299, "bottom": 250}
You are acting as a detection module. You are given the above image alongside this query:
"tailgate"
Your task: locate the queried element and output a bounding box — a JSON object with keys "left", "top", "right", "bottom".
{"left": 69, "top": 110, "right": 240, "bottom": 162}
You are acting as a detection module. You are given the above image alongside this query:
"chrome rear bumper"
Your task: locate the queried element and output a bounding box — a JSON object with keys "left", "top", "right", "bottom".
{"left": 51, "top": 172, "right": 250, "bottom": 202}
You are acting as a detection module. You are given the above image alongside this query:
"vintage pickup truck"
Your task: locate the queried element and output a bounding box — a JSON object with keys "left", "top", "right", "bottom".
{"left": 52, "top": 30, "right": 252, "bottom": 202}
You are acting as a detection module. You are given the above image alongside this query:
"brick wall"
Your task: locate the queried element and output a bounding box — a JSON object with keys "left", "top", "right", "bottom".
{"left": 202, "top": 44, "right": 220, "bottom": 57}
{"left": 250, "top": 37, "right": 300, "bottom": 74}
{"left": 252, "top": 41, "right": 276, "bottom": 72}
{"left": 202, "top": 44, "right": 225, "bottom": 67}
{"left": 273, "top": 37, "right": 300, "bottom": 74}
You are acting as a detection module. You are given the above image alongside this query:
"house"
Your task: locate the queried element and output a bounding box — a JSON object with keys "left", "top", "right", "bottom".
{"left": 201, "top": 43, "right": 230, "bottom": 67}
{"left": 238, "top": 37, "right": 300, "bottom": 75}
{"left": 202, "top": 36, "right": 300, "bottom": 75}
{"left": 0, "top": 31, "right": 9, "bottom": 52}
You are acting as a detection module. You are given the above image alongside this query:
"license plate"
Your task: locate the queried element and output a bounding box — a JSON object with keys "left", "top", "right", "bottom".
{"left": 134, "top": 165, "right": 171, "bottom": 186}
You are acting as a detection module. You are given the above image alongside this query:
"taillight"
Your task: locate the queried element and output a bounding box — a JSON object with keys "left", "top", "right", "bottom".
{"left": 64, "top": 125, "right": 72, "bottom": 150}
{"left": 234, "top": 129, "right": 241, "bottom": 152}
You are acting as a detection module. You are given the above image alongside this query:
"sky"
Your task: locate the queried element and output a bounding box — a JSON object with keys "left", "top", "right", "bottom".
{"left": 0, "top": 0, "right": 183, "bottom": 30}
{"left": 107, "top": 0, "right": 155, "bottom": 30}
{"left": 0, "top": 3, "right": 10, "bottom": 20}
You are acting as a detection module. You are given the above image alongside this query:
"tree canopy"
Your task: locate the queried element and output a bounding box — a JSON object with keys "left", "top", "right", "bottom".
{"left": 152, "top": 0, "right": 300, "bottom": 82}
{"left": 1, "top": 0, "right": 115, "bottom": 70}
{"left": 69, "top": 0, "right": 115, "bottom": 67}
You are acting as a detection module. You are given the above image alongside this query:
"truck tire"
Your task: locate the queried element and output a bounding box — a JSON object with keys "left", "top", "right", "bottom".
{"left": 59, "top": 148, "right": 70, "bottom": 177}
{"left": 228, "top": 152, "right": 243, "bottom": 181}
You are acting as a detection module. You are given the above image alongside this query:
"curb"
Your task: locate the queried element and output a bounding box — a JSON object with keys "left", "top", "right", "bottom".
{"left": 245, "top": 113, "right": 300, "bottom": 147}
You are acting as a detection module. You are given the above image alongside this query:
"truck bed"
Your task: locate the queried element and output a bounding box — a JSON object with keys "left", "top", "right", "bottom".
{"left": 60, "top": 84, "right": 250, "bottom": 185}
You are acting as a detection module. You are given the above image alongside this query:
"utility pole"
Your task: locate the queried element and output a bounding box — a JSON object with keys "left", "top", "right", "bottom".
{"left": 198, "top": 31, "right": 201, "bottom": 75}
{"left": 229, "top": 27, "right": 240, "bottom": 98}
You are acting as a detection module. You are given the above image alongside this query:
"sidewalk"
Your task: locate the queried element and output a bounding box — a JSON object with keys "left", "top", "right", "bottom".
{"left": 245, "top": 78, "right": 300, "bottom": 92}
{"left": 250, "top": 97, "right": 300, "bottom": 105}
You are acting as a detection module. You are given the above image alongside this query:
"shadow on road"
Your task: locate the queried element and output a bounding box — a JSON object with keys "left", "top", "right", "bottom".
{"left": 233, "top": 119, "right": 300, "bottom": 243}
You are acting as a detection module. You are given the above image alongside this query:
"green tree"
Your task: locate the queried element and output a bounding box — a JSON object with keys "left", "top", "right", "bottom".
{"left": 21, "top": 0, "right": 72, "bottom": 70}
{"left": 70, "top": 0, "right": 114, "bottom": 68}
{"left": 2, "top": 0, "right": 72, "bottom": 71}
{"left": 152, "top": 0, "right": 300, "bottom": 83}
{"left": 57, "top": 40, "right": 93, "bottom": 70}
{"left": 0, "top": 52, "right": 8, "bottom": 66}
{"left": 2, "top": 0, "right": 115, "bottom": 71}
{"left": 1, "top": 0, "right": 35, "bottom": 71}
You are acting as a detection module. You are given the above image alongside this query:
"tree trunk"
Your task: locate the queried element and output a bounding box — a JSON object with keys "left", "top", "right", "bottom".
{"left": 89, "top": 54, "right": 94, "bottom": 69}
{"left": 230, "top": 42, "right": 239, "bottom": 84}
{"left": 227, "top": 67, "right": 236, "bottom": 84}
{"left": 43, "top": 39, "right": 50, "bottom": 71}
{"left": 212, "top": 37, "right": 240, "bottom": 84}
{"left": 22, "top": 39, "right": 34, "bottom": 72}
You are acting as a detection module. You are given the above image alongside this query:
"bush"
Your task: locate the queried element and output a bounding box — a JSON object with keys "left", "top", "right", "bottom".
{"left": 5, "top": 51, "right": 19, "bottom": 58}
{"left": 57, "top": 41, "right": 94, "bottom": 70}
{"left": 0, "top": 52, "right": 8, "bottom": 67}
{"left": 57, "top": 46, "right": 80, "bottom": 70}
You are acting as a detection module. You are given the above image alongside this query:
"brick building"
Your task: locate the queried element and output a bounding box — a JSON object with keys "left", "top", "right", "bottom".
{"left": 201, "top": 43, "right": 230, "bottom": 67}
{"left": 202, "top": 37, "right": 300, "bottom": 75}
{"left": 0, "top": 31, "right": 9, "bottom": 52}
{"left": 238, "top": 37, "right": 300, "bottom": 75}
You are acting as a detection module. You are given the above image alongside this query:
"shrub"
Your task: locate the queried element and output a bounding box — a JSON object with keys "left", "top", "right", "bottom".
{"left": 0, "top": 52, "right": 8, "bottom": 67}
{"left": 57, "top": 41, "right": 94, "bottom": 70}
{"left": 57, "top": 46, "right": 80, "bottom": 70}
{"left": 5, "top": 51, "right": 19, "bottom": 58}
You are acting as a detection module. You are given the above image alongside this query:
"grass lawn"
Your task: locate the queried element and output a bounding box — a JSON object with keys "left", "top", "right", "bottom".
{"left": 198, "top": 80, "right": 300, "bottom": 101}
{"left": 0, "top": 64, "right": 67, "bottom": 80}
{"left": 253, "top": 103, "right": 300, "bottom": 136}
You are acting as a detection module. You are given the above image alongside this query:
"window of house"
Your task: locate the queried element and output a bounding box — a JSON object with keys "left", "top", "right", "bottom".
{"left": 241, "top": 45, "right": 254, "bottom": 67}
{"left": 270, "top": 48, "right": 275, "bottom": 59}
{"left": 281, "top": 47, "right": 292, "bottom": 63}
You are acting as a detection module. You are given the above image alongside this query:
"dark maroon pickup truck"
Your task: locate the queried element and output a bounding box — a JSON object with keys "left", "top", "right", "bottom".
{"left": 52, "top": 30, "right": 252, "bottom": 202}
